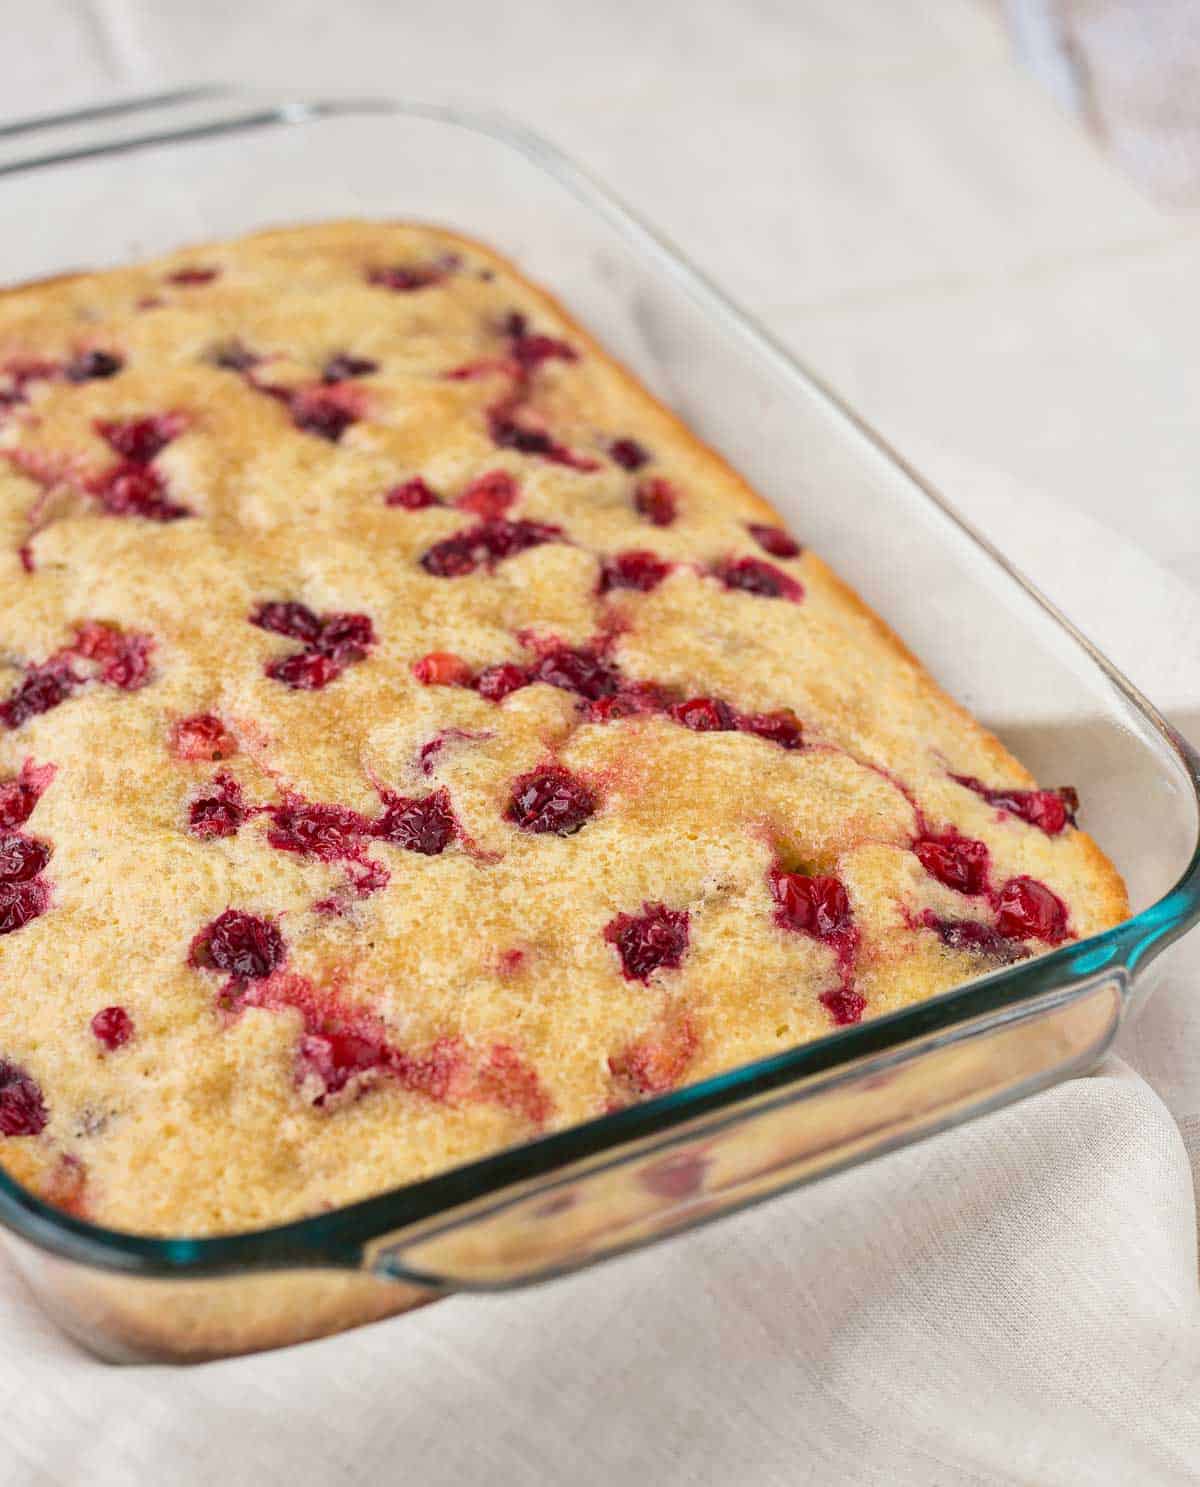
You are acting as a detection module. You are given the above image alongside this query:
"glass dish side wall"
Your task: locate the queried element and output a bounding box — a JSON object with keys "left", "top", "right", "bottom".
{"left": 0, "top": 93, "right": 1196, "bottom": 1364}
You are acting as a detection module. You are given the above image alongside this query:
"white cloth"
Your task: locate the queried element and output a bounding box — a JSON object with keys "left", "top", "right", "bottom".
{"left": 5, "top": 3, "right": 1200, "bottom": 1483}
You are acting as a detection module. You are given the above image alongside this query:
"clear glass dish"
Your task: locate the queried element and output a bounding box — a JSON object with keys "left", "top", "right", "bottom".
{"left": 1, "top": 88, "right": 1197, "bottom": 1363}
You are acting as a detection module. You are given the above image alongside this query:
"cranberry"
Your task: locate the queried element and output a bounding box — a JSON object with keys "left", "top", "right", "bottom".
{"left": 211, "top": 341, "right": 260, "bottom": 372}
{"left": 531, "top": 646, "right": 621, "bottom": 701}
{"left": 610, "top": 438, "right": 650, "bottom": 471}
{"left": 599, "top": 550, "right": 672, "bottom": 593}
{"left": 0, "top": 879, "right": 50, "bottom": 936}
{"left": 0, "top": 834, "right": 49, "bottom": 882}
{"left": 17, "top": 544, "right": 34, "bottom": 574}
{"left": 739, "top": 709, "right": 804, "bottom": 750}
{"left": 74, "top": 624, "right": 153, "bottom": 691}
{"left": 924, "top": 914, "right": 1029, "bottom": 963}
{"left": 417, "top": 728, "right": 488, "bottom": 776}
{"left": 385, "top": 477, "right": 441, "bottom": 509}
{"left": 412, "top": 652, "right": 473, "bottom": 686}
{"left": 634, "top": 477, "right": 677, "bottom": 526}
{"left": 507, "top": 330, "right": 577, "bottom": 370}
{"left": 249, "top": 601, "right": 323, "bottom": 643}
{"left": 87, "top": 461, "right": 191, "bottom": 521}
{"left": 65, "top": 350, "right": 123, "bottom": 383}
{"left": 0, "top": 1059, "right": 47, "bottom": 1135}
{"left": 669, "top": 697, "right": 737, "bottom": 732}
{"left": 420, "top": 517, "right": 562, "bottom": 577}
{"left": 290, "top": 392, "right": 358, "bottom": 443}
{"left": 372, "top": 788, "right": 457, "bottom": 855}
{"left": 474, "top": 662, "right": 530, "bottom": 702}
{"left": 252, "top": 603, "right": 375, "bottom": 689}
{"left": 299, "top": 1028, "right": 388, "bottom": 1097}
{"left": 994, "top": 876, "right": 1069, "bottom": 943}
{"left": 581, "top": 681, "right": 674, "bottom": 723}
{"left": 715, "top": 556, "right": 804, "bottom": 602}
{"left": 171, "top": 713, "right": 236, "bottom": 762}
{"left": 770, "top": 870, "right": 852, "bottom": 939}
{"left": 506, "top": 767, "right": 597, "bottom": 835}
{"left": 267, "top": 798, "right": 371, "bottom": 861}
{"left": 914, "top": 833, "right": 990, "bottom": 896}
{"left": 96, "top": 414, "right": 186, "bottom": 463}
{"left": 475, "top": 1043, "right": 553, "bottom": 1125}
{"left": 951, "top": 774, "right": 1078, "bottom": 836}
{"left": 820, "top": 987, "right": 867, "bottom": 1026}
{"left": 455, "top": 469, "right": 518, "bottom": 518}
{"left": 188, "top": 773, "right": 252, "bottom": 839}
{"left": 368, "top": 258, "right": 457, "bottom": 291}
{"left": 91, "top": 1006, "right": 134, "bottom": 1050}
{"left": 487, "top": 411, "right": 599, "bottom": 470}
{"left": 268, "top": 650, "right": 339, "bottom": 690}
{"left": 0, "top": 658, "right": 80, "bottom": 731}
{"left": 609, "top": 1016, "right": 698, "bottom": 1096}
{"left": 747, "top": 523, "right": 802, "bottom": 559}
{"left": 167, "top": 266, "right": 219, "bottom": 285}
{"left": 194, "top": 909, "right": 285, "bottom": 980}
{"left": 0, "top": 760, "right": 55, "bottom": 829}
{"left": 605, "top": 902, "right": 690, "bottom": 981}
{"left": 322, "top": 353, "right": 378, "bottom": 383}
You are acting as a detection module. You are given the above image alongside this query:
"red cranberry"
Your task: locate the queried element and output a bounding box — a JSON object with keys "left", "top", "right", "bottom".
{"left": 322, "top": 353, "right": 378, "bottom": 383}
{"left": 924, "top": 914, "right": 1029, "bottom": 963}
{"left": 412, "top": 652, "right": 473, "bottom": 686}
{"left": 0, "top": 834, "right": 49, "bottom": 882}
{"left": 506, "top": 767, "right": 597, "bottom": 835}
{"left": 189, "top": 773, "right": 251, "bottom": 839}
{"left": 420, "top": 517, "right": 562, "bottom": 577}
{"left": 951, "top": 774, "right": 1078, "bottom": 836}
{"left": 715, "top": 556, "right": 804, "bottom": 602}
{"left": 290, "top": 392, "right": 358, "bottom": 442}
{"left": 581, "top": 681, "right": 674, "bottom": 723}
{"left": 18, "top": 544, "right": 34, "bottom": 574}
{"left": 770, "top": 870, "right": 852, "bottom": 939}
{"left": 634, "top": 477, "right": 677, "bottom": 526}
{"left": 914, "top": 833, "right": 990, "bottom": 896}
{"left": 0, "top": 879, "right": 50, "bottom": 936}
{"left": 605, "top": 902, "right": 690, "bottom": 981}
{"left": 385, "top": 477, "right": 441, "bottom": 509}
{"left": 747, "top": 523, "right": 802, "bottom": 559}
{"left": 0, "top": 658, "right": 80, "bottom": 731}
{"left": 610, "top": 438, "right": 650, "bottom": 471}
{"left": 475, "top": 1043, "right": 553, "bottom": 1125}
{"left": 96, "top": 413, "right": 186, "bottom": 463}
{"left": 367, "top": 257, "right": 457, "bottom": 292}
{"left": 171, "top": 713, "right": 236, "bottom": 762}
{"left": 0, "top": 1059, "right": 47, "bottom": 1134}
{"left": 669, "top": 697, "right": 737, "bottom": 732}
{"left": 531, "top": 646, "right": 621, "bottom": 701}
{"left": 250, "top": 601, "right": 323, "bottom": 643}
{"left": 194, "top": 909, "right": 285, "bottom": 980}
{"left": 739, "top": 709, "right": 804, "bottom": 750}
{"left": 91, "top": 1006, "right": 134, "bottom": 1050}
{"left": 267, "top": 798, "right": 371, "bottom": 861}
{"left": 609, "top": 1016, "right": 698, "bottom": 1096}
{"left": 0, "top": 760, "right": 55, "bottom": 829}
{"left": 507, "top": 330, "right": 577, "bottom": 370}
{"left": 167, "top": 266, "right": 219, "bottom": 285}
{"left": 74, "top": 624, "right": 153, "bottom": 691}
{"left": 599, "top": 550, "right": 672, "bottom": 593}
{"left": 87, "top": 461, "right": 191, "bottom": 521}
{"left": 252, "top": 603, "right": 375, "bottom": 689}
{"left": 474, "top": 662, "right": 530, "bottom": 701}
{"left": 455, "top": 469, "right": 518, "bottom": 519}
{"left": 820, "top": 987, "right": 867, "bottom": 1026}
{"left": 268, "top": 651, "right": 339, "bottom": 690}
{"left": 487, "top": 411, "right": 599, "bottom": 470}
{"left": 299, "top": 1028, "right": 388, "bottom": 1098}
{"left": 994, "top": 876, "right": 1069, "bottom": 943}
{"left": 372, "top": 788, "right": 457, "bottom": 855}
{"left": 65, "top": 350, "right": 122, "bottom": 383}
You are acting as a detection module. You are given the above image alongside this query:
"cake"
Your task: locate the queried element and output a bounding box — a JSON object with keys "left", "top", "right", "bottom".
{"left": 0, "top": 222, "right": 1127, "bottom": 1238}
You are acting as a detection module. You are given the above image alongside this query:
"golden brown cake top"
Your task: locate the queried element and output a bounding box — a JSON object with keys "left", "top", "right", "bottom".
{"left": 0, "top": 222, "right": 1126, "bottom": 1236}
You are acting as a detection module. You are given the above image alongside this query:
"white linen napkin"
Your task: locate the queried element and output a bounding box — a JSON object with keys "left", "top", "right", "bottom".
{"left": 2, "top": 462, "right": 1199, "bottom": 1487}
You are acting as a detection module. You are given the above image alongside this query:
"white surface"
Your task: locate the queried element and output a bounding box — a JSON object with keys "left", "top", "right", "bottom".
{"left": 5, "top": 2, "right": 1200, "bottom": 1483}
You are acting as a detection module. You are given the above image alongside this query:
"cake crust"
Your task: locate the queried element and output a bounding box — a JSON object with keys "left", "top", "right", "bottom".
{"left": 0, "top": 221, "right": 1127, "bottom": 1238}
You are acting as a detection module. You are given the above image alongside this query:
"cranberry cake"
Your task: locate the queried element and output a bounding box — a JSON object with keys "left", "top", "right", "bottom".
{"left": 0, "top": 222, "right": 1126, "bottom": 1237}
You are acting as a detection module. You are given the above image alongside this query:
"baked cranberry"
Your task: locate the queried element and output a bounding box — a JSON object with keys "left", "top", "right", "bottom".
{"left": 531, "top": 646, "right": 621, "bottom": 701}
{"left": 250, "top": 600, "right": 323, "bottom": 643}
{"left": 605, "top": 902, "right": 690, "bottom": 981}
{"left": 96, "top": 414, "right": 186, "bottom": 463}
{"left": 994, "top": 876, "right": 1069, "bottom": 943}
{"left": 65, "top": 350, "right": 122, "bottom": 383}
{"left": 715, "top": 556, "right": 804, "bottom": 602}
{"left": 739, "top": 709, "right": 804, "bottom": 750}
{"left": 420, "top": 517, "right": 562, "bottom": 577}
{"left": 252, "top": 603, "right": 375, "bottom": 689}
{"left": 0, "top": 1059, "right": 47, "bottom": 1134}
{"left": 372, "top": 788, "right": 457, "bottom": 855}
{"left": 474, "top": 662, "right": 530, "bottom": 701}
{"left": 322, "top": 353, "right": 378, "bottom": 383}
{"left": 747, "top": 523, "right": 801, "bottom": 559}
{"left": 368, "top": 256, "right": 458, "bottom": 291}
{"left": 0, "top": 834, "right": 49, "bottom": 882}
{"left": 476, "top": 1043, "right": 553, "bottom": 1125}
{"left": 412, "top": 652, "right": 473, "bottom": 686}
{"left": 609, "top": 1016, "right": 699, "bottom": 1096}
{"left": 610, "top": 438, "right": 650, "bottom": 471}
{"left": 914, "top": 833, "right": 990, "bottom": 896}
{"left": 506, "top": 767, "right": 597, "bottom": 835}
{"left": 290, "top": 392, "right": 358, "bottom": 442}
{"left": 267, "top": 798, "right": 370, "bottom": 861}
{"left": 315, "top": 612, "right": 375, "bottom": 665}
{"left": 87, "top": 461, "right": 191, "bottom": 521}
{"left": 0, "top": 879, "right": 50, "bottom": 936}
{"left": 951, "top": 774, "right": 1078, "bottom": 836}
{"left": 770, "top": 870, "right": 852, "bottom": 939}
{"left": 74, "top": 624, "right": 153, "bottom": 691}
{"left": 385, "top": 477, "right": 441, "bottom": 509}
{"left": 171, "top": 713, "right": 236, "bottom": 762}
{"left": 0, "top": 760, "right": 55, "bottom": 829}
{"left": 268, "top": 651, "right": 339, "bottom": 690}
{"left": 634, "top": 477, "right": 677, "bottom": 526}
{"left": 820, "top": 987, "right": 867, "bottom": 1025}
{"left": 669, "top": 697, "right": 737, "bottom": 732}
{"left": 211, "top": 341, "right": 260, "bottom": 372}
{"left": 0, "top": 658, "right": 80, "bottom": 731}
{"left": 487, "top": 411, "right": 600, "bottom": 470}
{"left": 194, "top": 909, "right": 285, "bottom": 980}
{"left": 17, "top": 544, "right": 34, "bottom": 574}
{"left": 924, "top": 914, "right": 1029, "bottom": 963}
{"left": 599, "top": 550, "right": 672, "bottom": 593}
{"left": 507, "top": 330, "right": 577, "bottom": 370}
{"left": 189, "top": 773, "right": 252, "bottom": 839}
{"left": 167, "top": 266, "right": 219, "bottom": 285}
{"left": 581, "top": 681, "right": 674, "bottom": 723}
{"left": 456, "top": 470, "right": 519, "bottom": 519}
{"left": 91, "top": 1006, "right": 133, "bottom": 1050}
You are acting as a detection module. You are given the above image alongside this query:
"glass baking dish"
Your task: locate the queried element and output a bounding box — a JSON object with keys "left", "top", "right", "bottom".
{"left": 0, "top": 88, "right": 1197, "bottom": 1363}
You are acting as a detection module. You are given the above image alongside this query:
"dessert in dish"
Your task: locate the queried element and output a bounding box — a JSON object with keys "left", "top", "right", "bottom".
{"left": 0, "top": 223, "right": 1127, "bottom": 1237}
